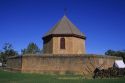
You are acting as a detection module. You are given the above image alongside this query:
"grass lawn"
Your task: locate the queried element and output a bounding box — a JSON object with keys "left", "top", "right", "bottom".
{"left": 0, "top": 70, "right": 125, "bottom": 83}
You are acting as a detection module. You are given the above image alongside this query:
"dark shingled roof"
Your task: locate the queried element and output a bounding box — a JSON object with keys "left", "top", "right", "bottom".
{"left": 43, "top": 15, "right": 86, "bottom": 39}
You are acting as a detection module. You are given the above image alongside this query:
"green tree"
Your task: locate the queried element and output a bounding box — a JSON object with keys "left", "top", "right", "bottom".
{"left": 105, "top": 50, "right": 125, "bottom": 63}
{"left": 2, "top": 43, "right": 18, "bottom": 57}
{"left": 21, "top": 42, "right": 40, "bottom": 55}
{"left": 0, "top": 43, "right": 18, "bottom": 65}
{"left": 105, "top": 49, "right": 116, "bottom": 56}
{"left": 105, "top": 50, "right": 125, "bottom": 57}
{"left": 0, "top": 51, "right": 2, "bottom": 62}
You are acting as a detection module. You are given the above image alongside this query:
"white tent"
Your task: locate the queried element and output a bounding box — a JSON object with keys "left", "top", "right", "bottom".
{"left": 0, "top": 63, "right": 2, "bottom": 67}
{"left": 114, "top": 60, "right": 125, "bottom": 68}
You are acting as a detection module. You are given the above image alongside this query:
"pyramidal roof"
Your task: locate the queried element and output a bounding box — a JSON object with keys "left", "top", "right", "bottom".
{"left": 43, "top": 15, "right": 86, "bottom": 39}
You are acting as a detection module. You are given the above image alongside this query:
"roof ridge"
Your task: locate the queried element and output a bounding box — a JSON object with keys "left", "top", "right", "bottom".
{"left": 42, "top": 15, "right": 86, "bottom": 39}
{"left": 65, "top": 16, "right": 74, "bottom": 34}
{"left": 51, "top": 16, "right": 66, "bottom": 33}
{"left": 44, "top": 16, "right": 63, "bottom": 36}
{"left": 51, "top": 19, "right": 61, "bottom": 33}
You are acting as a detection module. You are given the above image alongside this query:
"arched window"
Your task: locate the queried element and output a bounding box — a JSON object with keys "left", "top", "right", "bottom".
{"left": 60, "top": 37, "right": 65, "bottom": 49}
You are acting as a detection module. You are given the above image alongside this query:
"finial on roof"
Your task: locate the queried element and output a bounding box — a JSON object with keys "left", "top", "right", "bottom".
{"left": 42, "top": 13, "right": 86, "bottom": 39}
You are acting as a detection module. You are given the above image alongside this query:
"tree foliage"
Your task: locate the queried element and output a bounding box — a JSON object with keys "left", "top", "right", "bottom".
{"left": 21, "top": 42, "right": 40, "bottom": 55}
{"left": 2, "top": 43, "right": 18, "bottom": 57}
{"left": 105, "top": 50, "right": 125, "bottom": 57}
{"left": 0, "top": 43, "right": 18, "bottom": 64}
{"left": 105, "top": 49, "right": 125, "bottom": 63}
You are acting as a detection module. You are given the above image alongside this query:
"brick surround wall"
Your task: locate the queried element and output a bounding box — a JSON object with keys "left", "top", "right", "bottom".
{"left": 7, "top": 54, "right": 121, "bottom": 76}
{"left": 6, "top": 56, "right": 22, "bottom": 71}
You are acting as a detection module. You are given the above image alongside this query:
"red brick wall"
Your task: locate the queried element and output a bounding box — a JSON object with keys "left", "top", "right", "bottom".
{"left": 20, "top": 55, "right": 121, "bottom": 75}
{"left": 6, "top": 55, "right": 121, "bottom": 76}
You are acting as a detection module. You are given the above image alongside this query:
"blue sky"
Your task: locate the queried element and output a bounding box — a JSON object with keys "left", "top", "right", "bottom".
{"left": 0, "top": 0, "right": 125, "bottom": 54}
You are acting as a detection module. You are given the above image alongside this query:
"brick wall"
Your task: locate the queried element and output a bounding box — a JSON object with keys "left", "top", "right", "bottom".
{"left": 21, "top": 55, "right": 120, "bottom": 75}
{"left": 53, "top": 37, "right": 85, "bottom": 54}
{"left": 6, "top": 56, "right": 22, "bottom": 71}
{"left": 7, "top": 54, "right": 121, "bottom": 76}
{"left": 43, "top": 37, "right": 85, "bottom": 54}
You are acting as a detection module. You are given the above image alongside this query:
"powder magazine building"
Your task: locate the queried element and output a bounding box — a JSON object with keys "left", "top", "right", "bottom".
{"left": 42, "top": 15, "right": 86, "bottom": 54}
{"left": 7, "top": 15, "right": 121, "bottom": 76}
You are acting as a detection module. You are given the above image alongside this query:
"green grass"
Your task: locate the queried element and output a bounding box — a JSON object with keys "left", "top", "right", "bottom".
{"left": 0, "top": 70, "right": 125, "bottom": 83}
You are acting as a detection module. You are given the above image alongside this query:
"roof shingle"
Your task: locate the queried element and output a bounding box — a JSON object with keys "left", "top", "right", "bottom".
{"left": 43, "top": 15, "right": 86, "bottom": 39}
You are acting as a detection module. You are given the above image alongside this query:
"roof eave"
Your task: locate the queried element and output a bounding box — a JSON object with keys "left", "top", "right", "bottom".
{"left": 42, "top": 34, "right": 86, "bottom": 40}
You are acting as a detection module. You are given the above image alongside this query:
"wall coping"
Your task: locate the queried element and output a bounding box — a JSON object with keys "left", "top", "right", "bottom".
{"left": 8, "top": 56, "right": 22, "bottom": 59}
{"left": 8, "top": 54, "right": 122, "bottom": 59}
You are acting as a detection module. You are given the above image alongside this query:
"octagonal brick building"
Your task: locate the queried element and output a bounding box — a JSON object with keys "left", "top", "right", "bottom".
{"left": 42, "top": 15, "right": 86, "bottom": 54}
